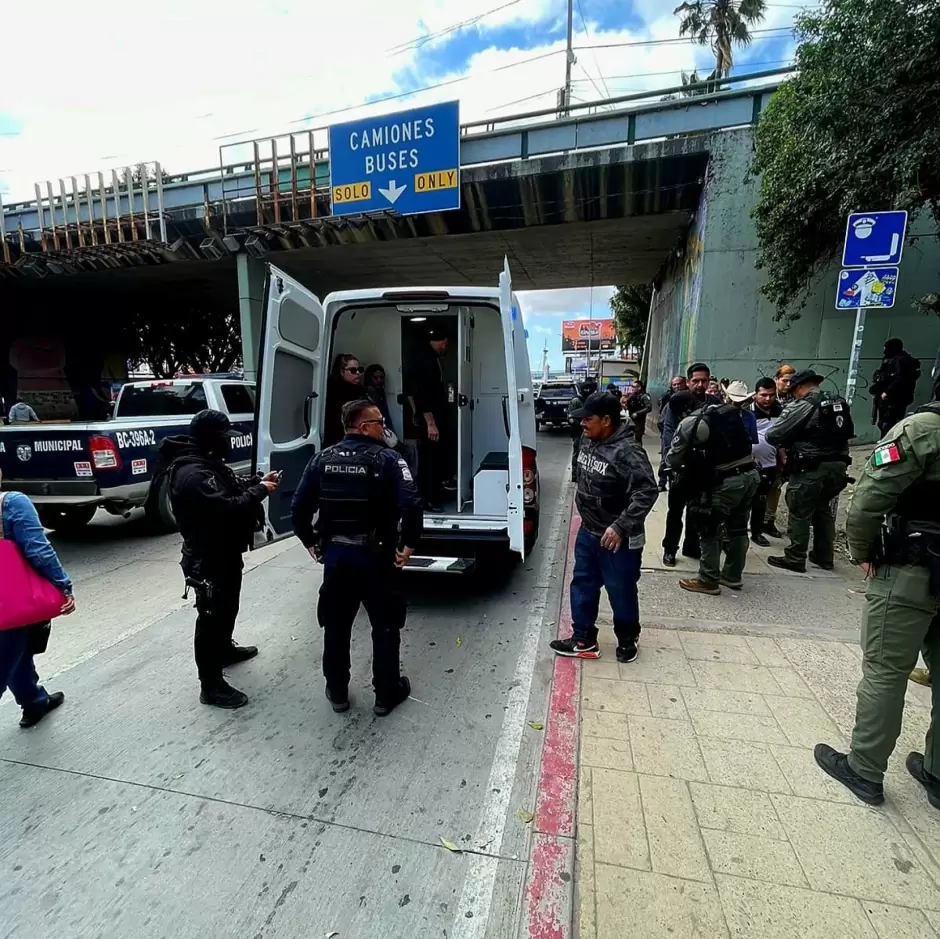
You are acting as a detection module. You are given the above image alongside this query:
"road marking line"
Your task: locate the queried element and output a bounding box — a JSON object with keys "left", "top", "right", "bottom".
{"left": 449, "top": 489, "right": 569, "bottom": 939}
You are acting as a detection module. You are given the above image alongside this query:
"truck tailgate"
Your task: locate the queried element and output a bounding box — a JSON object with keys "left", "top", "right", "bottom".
{"left": 0, "top": 426, "right": 97, "bottom": 486}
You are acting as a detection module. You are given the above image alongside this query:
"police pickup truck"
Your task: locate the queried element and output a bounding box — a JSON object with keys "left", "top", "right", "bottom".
{"left": 0, "top": 377, "right": 255, "bottom": 531}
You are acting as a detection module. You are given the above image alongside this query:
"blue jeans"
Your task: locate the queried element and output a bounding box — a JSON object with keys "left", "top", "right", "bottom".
{"left": 570, "top": 527, "right": 642, "bottom": 646}
{"left": 0, "top": 626, "right": 49, "bottom": 710}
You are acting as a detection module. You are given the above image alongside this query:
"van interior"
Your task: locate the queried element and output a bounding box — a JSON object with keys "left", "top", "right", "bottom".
{"left": 328, "top": 300, "right": 511, "bottom": 519}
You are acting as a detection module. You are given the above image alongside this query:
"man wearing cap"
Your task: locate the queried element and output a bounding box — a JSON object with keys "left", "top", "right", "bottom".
{"left": 551, "top": 392, "right": 658, "bottom": 662}
{"left": 158, "top": 410, "right": 280, "bottom": 709}
{"left": 407, "top": 328, "right": 453, "bottom": 511}
{"left": 666, "top": 388, "right": 760, "bottom": 595}
{"left": 814, "top": 394, "right": 940, "bottom": 808}
{"left": 765, "top": 370, "right": 854, "bottom": 573}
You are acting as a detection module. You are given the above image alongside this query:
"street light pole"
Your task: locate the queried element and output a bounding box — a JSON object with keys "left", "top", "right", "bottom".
{"left": 564, "top": 0, "right": 574, "bottom": 114}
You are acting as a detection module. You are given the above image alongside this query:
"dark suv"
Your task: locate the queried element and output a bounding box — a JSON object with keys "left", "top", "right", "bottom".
{"left": 535, "top": 381, "right": 578, "bottom": 431}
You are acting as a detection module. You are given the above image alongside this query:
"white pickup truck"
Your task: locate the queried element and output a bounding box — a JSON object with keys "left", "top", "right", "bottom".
{"left": 0, "top": 376, "right": 255, "bottom": 531}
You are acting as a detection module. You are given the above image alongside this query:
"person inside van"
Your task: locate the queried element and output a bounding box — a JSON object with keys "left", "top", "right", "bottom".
{"left": 407, "top": 328, "right": 454, "bottom": 511}
{"left": 364, "top": 363, "right": 417, "bottom": 473}
{"left": 324, "top": 354, "right": 366, "bottom": 447}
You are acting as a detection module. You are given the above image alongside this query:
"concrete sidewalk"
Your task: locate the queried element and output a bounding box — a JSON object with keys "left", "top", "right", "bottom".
{"left": 571, "top": 487, "right": 940, "bottom": 939}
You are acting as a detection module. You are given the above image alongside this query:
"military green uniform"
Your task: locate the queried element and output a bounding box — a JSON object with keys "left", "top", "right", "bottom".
{"left": 667, "top": 404, "right": 759, "bottom": 589}
{"left": 766, "top": 388, "right": 853, "bottom": 567}
{"left": 844, "top": 403, "right": 940, "bottom": 783}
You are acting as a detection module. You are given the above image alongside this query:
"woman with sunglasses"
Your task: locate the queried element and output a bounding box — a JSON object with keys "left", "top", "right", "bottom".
{"left": 325, "top": 354, "right": 366, "bottom": 446}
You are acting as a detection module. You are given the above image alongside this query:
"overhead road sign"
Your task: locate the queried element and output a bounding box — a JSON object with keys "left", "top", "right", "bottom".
{"left": 842, "top": 210, "right": 908, "bottom": 268}
{"left": 836, "top": 268, "right": 899, "bottom": 310}
{"left": 328, "top": 100, "right": 460, "bottom": 218}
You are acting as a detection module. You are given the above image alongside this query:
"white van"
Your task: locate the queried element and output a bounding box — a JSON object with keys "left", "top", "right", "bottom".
{"left": 251, "top": 261, "right": 540, "bottom": 571}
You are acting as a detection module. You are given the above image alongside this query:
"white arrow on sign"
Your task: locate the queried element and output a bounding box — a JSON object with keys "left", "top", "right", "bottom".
{"left": 378, "top": 180, "right": 407, "bottom": 205}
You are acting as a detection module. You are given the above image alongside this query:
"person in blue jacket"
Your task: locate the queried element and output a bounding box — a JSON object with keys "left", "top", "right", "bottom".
{"left": 0, "top": 477, "right": 75, "bottom": 728}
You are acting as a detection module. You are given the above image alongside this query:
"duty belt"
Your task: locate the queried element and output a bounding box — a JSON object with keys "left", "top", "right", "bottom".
{"left": 715, "top": 461, "right": 756, "bottom": 480}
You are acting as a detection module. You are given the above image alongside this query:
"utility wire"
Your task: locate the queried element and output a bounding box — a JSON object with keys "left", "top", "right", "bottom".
{"left": 575, "top": 0, "right": 612, "bottom": 99}
{"left": 574, "top": 26, "right": 794, "bottom": 51}
{"left": 386, "top": 0, "right": 525, "bottom": 56}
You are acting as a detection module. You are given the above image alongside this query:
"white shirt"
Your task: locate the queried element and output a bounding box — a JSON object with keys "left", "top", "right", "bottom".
{"left": 753, "top": 413, "right": 778, "bottom": 469}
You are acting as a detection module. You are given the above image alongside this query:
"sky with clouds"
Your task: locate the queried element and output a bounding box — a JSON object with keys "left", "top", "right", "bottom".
{"left": 0, "top": 0, "right": 803, "bottom": 368}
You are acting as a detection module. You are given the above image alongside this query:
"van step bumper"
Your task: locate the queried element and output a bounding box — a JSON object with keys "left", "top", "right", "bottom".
{"left": 404, "top": 556, "right": 475, "bottom": 574}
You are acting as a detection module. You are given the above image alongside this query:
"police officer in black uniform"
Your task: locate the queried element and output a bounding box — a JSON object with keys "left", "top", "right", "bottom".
{"left": 160, "top": 409, "right": 280, "bottom": 709}
{"left": 291, "top": 398, "right": 423, "bottom": 717}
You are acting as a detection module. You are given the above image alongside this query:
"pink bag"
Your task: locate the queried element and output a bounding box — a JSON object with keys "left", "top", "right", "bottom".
{"left": 0, "top": 492, "right": 67, "bottom": 632}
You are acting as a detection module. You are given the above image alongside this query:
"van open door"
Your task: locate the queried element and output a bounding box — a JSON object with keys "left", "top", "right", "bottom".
{"left": 252, "top": 265, "right": 325, "bottom": 542}
{"left": 499, "top": 259, "right": 526, "bottom": 558}
{"left": 456, "top": 306, "right": 473, "bottom": 512}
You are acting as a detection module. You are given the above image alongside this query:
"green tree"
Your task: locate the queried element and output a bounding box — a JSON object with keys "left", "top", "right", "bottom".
{"left": 674, "top": 0, "right": 767, "bottom": 78}
{"left": 751, "top": 0, "right": 940, "bottom": 322}
{"left": 610, "top": 284, "right": 652, "bottom": 356}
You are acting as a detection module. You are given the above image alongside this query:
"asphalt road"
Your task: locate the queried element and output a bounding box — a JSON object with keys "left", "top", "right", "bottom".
{"left": 0, "top": 431, "right": 573, "bottom": 939}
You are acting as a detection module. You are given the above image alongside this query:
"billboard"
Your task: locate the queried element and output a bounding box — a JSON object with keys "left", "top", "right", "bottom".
{"left": 562, "top": 319, "right": 616, "bottom": 354}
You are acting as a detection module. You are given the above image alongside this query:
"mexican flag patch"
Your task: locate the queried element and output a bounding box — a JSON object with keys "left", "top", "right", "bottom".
{"left": 873, "top": 443, "right": 902, "bottom": 467}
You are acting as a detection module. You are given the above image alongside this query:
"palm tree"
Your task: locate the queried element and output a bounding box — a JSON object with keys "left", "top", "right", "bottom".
{"left": 673, "top": 0, "right": 767, "bottom": 79}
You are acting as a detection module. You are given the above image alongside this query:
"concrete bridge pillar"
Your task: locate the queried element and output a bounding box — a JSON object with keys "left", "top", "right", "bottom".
{"left": 237, "top": 254, "right": 265, "bottom": 382}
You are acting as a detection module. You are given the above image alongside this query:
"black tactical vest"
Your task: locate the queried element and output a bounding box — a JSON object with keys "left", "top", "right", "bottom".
{"left": 800, "top": 392, "right": 855, "bottom": 451}
{"left": 317, "top": 442, "right": 383, "bottom": 542}
{"left": 699, "top": 404, "right": 753, "bottom": 469}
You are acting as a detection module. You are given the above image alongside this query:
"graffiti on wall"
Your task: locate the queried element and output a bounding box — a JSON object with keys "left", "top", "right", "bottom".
{"left": 679, "top": 193, "right": 708, "bottom": 368}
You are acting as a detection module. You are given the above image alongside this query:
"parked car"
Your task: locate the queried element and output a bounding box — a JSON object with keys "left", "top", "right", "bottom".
{"left": 535, "top": 381, "right": 578, "bottom": 432}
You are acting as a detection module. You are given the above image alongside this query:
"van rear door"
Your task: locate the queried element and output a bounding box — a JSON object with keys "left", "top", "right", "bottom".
{"left": 252, "top": 265, "right": 326, "bottom": 542}
{"left": 499, "top": 259, "right": 526, "bottom": 557}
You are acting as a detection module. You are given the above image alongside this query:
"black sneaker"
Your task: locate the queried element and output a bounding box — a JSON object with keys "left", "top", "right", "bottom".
{"left": 616, "top": 641, "right": 638, "bottom": 664}
{"left": 813, "top": 743, "right": 884, "bottom": 805}
{"left": 662, "top": 552, "right": 677, "bottom": 567}
{"left": 809, "top": 553, "right": 835, "bottom": 571}
{"left": 325, "top": 685, "right": 351, "bottom": 714}
{"left": 442, "top": 478, "right": 458, "bottom": 492}
{"left": 550, "top": 637, "right": 601, "bottom": 659}
{"left": 422, "top": 499, "right": 442, "bottom": 513}
{"left": 751, "top": 534, "right": 770, "bottom": 548}
{"left": 906, "top": 752, "right": 940, "bottom": 809}
{"left": 764, "top": 522, "right": 782, "bottom": 539}
{"left": 768, "top": 555, "right": 806, "bottom": 574}
{"left": 200, "top": 681, "right": 249, "bottom": 710}
{"left": 374, "top": 676, "right": 411, "bottom": 717}
{"left": 19, "top": 691, "right": 65, "bottom": 728}
{"left": 221, "top": 644, "right": 259, "bottom": 667}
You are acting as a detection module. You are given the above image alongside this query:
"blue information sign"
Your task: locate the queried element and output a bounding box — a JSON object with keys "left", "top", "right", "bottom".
{"left": 841, "top": 210, "right": 908, "bottom": 268}
{"left": 327, "top": 101, "right": 460, "bottom": 218}
{"left": 835, "top": 267, "right": 899, "bottom": 310}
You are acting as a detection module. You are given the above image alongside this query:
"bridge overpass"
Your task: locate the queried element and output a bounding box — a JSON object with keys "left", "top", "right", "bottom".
{"left": 1, "top": 70, "right": 786, "bottom": 295}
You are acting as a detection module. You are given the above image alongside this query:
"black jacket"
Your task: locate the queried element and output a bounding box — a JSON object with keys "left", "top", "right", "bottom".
{"left": 290, "top": 434, "right": 423, "bottom": 552}
{"left": 159, "top": 436, "right": 268, "bottom": 568}
{"left": 872, "top": 351, "right": 920, "bottom": 406}
{"left": 407, "top": 344, "right": 448, "bottom": 418}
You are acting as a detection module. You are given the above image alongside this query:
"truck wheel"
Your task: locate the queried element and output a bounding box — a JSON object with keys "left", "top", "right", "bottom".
{"left": 37, "top": 505, "right": 97, "bottom": 532}
{"left": 146, "top": 477, "right": 177, "bottom": 532}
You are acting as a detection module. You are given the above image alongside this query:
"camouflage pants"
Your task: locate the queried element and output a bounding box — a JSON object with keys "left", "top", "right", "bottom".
{"left": 849, "top": 565, "right": 940, "bottom": 783}
{"left": 697, "top": 469, "right": 760, "bottom": 587}
{"left": 783, "top": 462, "right": 848, "bottom": 566}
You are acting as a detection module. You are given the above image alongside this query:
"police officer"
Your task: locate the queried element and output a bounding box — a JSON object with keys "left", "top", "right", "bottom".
{"left": 568, "top": 379, "right": 597, "bottom": 481}
{"left": 161, "top": 409, "right": 280, "bottom": 709}
{"left": 291, "top": 398, "right": 423, "bottom": 717}
{"left": 765, "top": 370, "right": 854, "bottom": 573}
{"left": 665, "top": 395, "right": 759, "bottom": 595}
{"left": 814, "top": 398, "right": 940, "bottom": 807}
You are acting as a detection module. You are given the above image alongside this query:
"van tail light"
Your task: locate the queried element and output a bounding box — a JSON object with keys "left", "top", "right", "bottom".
{"left": 89, "top": 435, "right": 122, "bottom": 470}
{"left": 523, "top": 446, "right": 539, "bottom": 506}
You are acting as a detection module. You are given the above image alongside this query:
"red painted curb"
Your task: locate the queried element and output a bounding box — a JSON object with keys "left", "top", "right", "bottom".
{"left": 522, "top": 505, "right": 582, "bottom": 938}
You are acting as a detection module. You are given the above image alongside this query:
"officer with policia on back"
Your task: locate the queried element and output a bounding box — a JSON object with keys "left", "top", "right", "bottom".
{"left": 814, "top": 395, "right": 940, "bottom": 808}
{"left": 159, "top": 409, "right": 281, "bottom": 709}
{"left": 765, "top": 370, "right": 855, "bottom": 573}
{"left": 291, "top": 397, "right": 423, "bottom": 718}
{"left": 665, "top": 390, "right": 760, "bottom": 595}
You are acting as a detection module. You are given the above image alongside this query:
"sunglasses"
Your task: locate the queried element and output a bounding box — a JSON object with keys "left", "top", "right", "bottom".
{"left": 344, "top": 366, "right": 365, "bottom": 374}
{"left": 359, "top": 417, "right": 385, "bottom": 427}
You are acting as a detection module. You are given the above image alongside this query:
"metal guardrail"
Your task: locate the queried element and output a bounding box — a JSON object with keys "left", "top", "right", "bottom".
{"left": 1, "top": 68, "right": 792, "bottom": 248}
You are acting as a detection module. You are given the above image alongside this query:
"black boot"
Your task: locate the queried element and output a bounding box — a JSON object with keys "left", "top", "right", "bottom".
{"left": 906, "top": 752, "right": 940, "bottom": 809}
{"left": 221, "top": 644, "right": 259, "bottom": 667}
{"left": 768, "top": 556, "right": 807, "bottom": 574}
{"left": 814, "top": 743, "right": 884, "bottom": 805}
{"left": 19, "top": 691, "right": 65, "bottom": 728}
{"left": 200, "top": 680, "right": 248, "bottom": 709}
{"left": 751, "top": 533, "right": 770, "bottom": 548}
{"left": 374, "top": 676, "right": 411, "bottom": 717}
{"left": 325, "top": 685, "right": 351, "bottom": 714}
{"left": 808, "top": 553, "right": 835, "bottom": 571}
